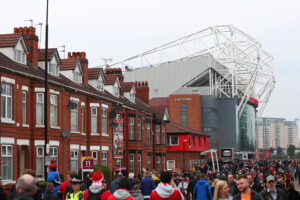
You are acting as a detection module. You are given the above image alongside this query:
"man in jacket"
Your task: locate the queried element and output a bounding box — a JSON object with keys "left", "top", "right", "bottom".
{"left": 13, "top": 174, "right": 36, "bottom": 200}
{"left": 108, "top": 178, "right": 134, "bottom": 200}
{"left": 247, "top": 174, "right": 263, "bottom": 193}
{"left": 140, "top": 171, "right": 156, "bottom": 199}
{"left": 233, "top": 174, "right": 263, "bottom": 200}
{"left": 228, "top": 174, "right": 239, "bottom": 197}
{"left": 150, "top": 171, "right": 183, "bottom": 200}
{"left": 193, "top": 174, "right": 212, "bottom": 200}
{"left": 259, "top": 175, "right": 287, "bottom": 200}
{"left": 110, "top": 173, "right": 123, "bottom": 194}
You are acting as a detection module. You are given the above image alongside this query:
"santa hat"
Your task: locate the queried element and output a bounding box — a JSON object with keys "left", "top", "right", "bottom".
{"left": 49, "top": 160, "right": 56, "bottom": 168}
{"left": 92, "top": 171, "right": 104, "bottom": 187}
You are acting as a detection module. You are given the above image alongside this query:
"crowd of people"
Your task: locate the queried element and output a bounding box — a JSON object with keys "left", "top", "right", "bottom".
{"left": 2, "top": 159, "right": 300, "bottom": 200}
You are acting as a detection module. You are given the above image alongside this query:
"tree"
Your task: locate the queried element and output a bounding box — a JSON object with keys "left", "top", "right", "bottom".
{"left": 277, "top": 146, "right": 283, "bottom": 159}
{"left": 269, "top": 147, "right": 275, "bottom": 155}
{"left": 287, "top": 145, "right": 296, "bottom": 158}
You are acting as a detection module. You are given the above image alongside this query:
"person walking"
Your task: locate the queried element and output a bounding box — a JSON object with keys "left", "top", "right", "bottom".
{"left": 227, "top": 174, "right": 239, "bottom": 197}
{"left": 193, "top": 174, "right": 212, "bottom": 200}
{"left": 233, "top": 174, "right": 262, "bottom": 200}
{"left": 259, "top": 175, "right": 287, "bottom": 200}
{"left": 108, "top": 178, "right": 135, "bottom": 200}
{"left": 150, "top": 171, "right": 183, "bottom": 200}
{"left": 66, "top": 177, "right": 84, "bottom": 200}
{"left": 213, "top": 180, "right": 232, "bottom": 200}
{"left": 287, "top": 182, "right": 300, "bottom": 200}
{"left": 140, "top": 171, "right": 155, "bottom": 200}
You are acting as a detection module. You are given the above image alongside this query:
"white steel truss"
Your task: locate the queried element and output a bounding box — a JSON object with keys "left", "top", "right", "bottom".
{"left": 111, "top": 25, "right": 275, "bottom": 117}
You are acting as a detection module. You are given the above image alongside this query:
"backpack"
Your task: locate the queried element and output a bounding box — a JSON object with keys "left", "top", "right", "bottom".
{"left": 87, "top": 188, "right": 107, "bottom": 200}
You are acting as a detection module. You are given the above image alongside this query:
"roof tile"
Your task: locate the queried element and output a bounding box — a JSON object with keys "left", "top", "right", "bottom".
{"left": 0, "top": 34, "right": 20, "bottom": 47}
{"left": 60, "top": 58, "right": 78, "bottom": 71}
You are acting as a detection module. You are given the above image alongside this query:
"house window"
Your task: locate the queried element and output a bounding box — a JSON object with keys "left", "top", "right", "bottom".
{"left": 50, "top": 94, "right": 58, "bottom": 127}
{"left": 97, "top": 80, "right": 103, "bottom": 91}
{"left": 22, "top": 91, "right": 27, "bottom": 124}
{"left": 130, "top": 93, "right": 135, "bottom": 102}
{"left": 49, "top": 147, "right": 58, "bottom": 167}
{"left": 116, "top": 158, "right": 122, "bottom": 168}
{"left": 49, "top": 64, "right": 58, "bottom": 75}
{"left": 1, "top": 83, "right": 13, "bottom": 120}
{"left": 162, "top": 125, "right": 166, "bottom": 144}
{"left": 81, "top": 106, "right": 85, "bottom": 133}
{"left": 92, "top": 151, "right": 98, "bottom": 166}
{"left": 147, "top": 122, "right": 151, "bottom": 144}
{"left": 167, "top": 160, "right": 175, "bottom": 170}
{"left": 129, "top": 154, "right": 135, "bottom": 173}
{"left": 129, "top": 117, "right": 135, "bottom": 140}
{"left": 163, "top": 155, "right": 166, "bottom": 170}
{"left": 113, "top": 86, "right": 119, "bottom": 97}
{"left": 138, "top": 153, "right": 142, "bottom": 173}
{"left": 1, "top": 145, "right": 13, "bottom": 180}
{"left": 147, "top": 154, "right": 151, "bottom": 170}
{"left": 181, "top": 104, "right": 187, "bottom": 127}
{"left": 91, "top": 107, "right": 98, "bottom": 133}
{"left": 73, "top": 71, "right": 82, "bottom": 83}
{"left": 168, "top": 136, "right": 179, "bottom": 145}
{"left": 70, "top": 150, "right": 78, "bottom": 172}
{"left": 102, "top": 151, "right": 107, "bottom": 166}
{"left": 71, "top": 102, "right": 78, "bottom": 131}
{"left": 137, "top": 118, "right": 142, "bottom": 141}
{"left": 13, "top": 49, "right": 25, "bottom": 64}
{"left": 36, "top": 147, "right": 44, "bottom": 178}
{"left": 156, "top": 125, "right": 161, "bottom": 144}
{"left": 36, "top": 93, "right": 44, "bottom": 125}
{"left": 102, "top": 108, "right": 107, "bottom": 134}
{"left": 156, "top": 155, "right": 161, "bottom": 172}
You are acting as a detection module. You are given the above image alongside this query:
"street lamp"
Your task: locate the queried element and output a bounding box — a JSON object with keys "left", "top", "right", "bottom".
{"left": 183, "top": 139, "right": 187, "bottom": 171}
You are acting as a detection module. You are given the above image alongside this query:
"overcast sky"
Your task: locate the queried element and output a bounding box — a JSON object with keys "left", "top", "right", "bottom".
{"left": 1, "top": 0, "right": 300, "bottom": 121}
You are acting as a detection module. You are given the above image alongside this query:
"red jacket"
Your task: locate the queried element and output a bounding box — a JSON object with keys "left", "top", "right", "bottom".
{"left": 58, "top": 180, "right": 70, "bottom": 200}
{"left": 150, "top": 183, "right": 183, "bottom": 200}
{"left": 84, "top": 187, "right": 112, "bottom": 200}
{"left": 108, "top": 189, "right": 134, "bottom": 200}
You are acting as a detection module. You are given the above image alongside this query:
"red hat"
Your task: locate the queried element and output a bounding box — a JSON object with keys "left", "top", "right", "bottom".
{"left": 92, "top": 171, "right": 104, "bottom": 187}
{"left": 49, "top": 160, "right": 56, "bottom": 168}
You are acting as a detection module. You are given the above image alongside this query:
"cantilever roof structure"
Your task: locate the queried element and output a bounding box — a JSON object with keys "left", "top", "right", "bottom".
{"left": 113, "top": 25, "right": 275, "bottom": 117}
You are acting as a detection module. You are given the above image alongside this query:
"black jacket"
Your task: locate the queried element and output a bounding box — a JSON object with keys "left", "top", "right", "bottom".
{"left": 13, "top": 192, "right": 34, "bottom": 200}
{"left": 287, "top": 189, "right": 300, "bottom": 200}
{"left": 250, "top": 181, "right": 263, "bottom": 193}
{"left": 0, "top": 185, "right": 6, "bottom": 200}
{"left": 9, "top": 183, "right": 42, "bottom": 200}
{"left": 228, "top": 182, "right": 239, "bottom": 197}
{"left": 259, "top": 188, "right": 287, "bottom": 200}
{"left": 233, "top": 189, "right": 263, "bottom": 200}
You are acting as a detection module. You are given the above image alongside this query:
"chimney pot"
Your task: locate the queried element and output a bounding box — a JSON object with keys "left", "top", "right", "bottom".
{"left": 14, "top": 28, "right": 19, "bottom": 34}
{"left": 68, "top": 52, "right": 71, "bottom": 58}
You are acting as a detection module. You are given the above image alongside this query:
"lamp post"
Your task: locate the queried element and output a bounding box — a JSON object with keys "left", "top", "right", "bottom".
{"left": 44, "top": 0, "right": 49, "bottom": 180}
{"left": 183, "top": 139, "right": 187, "bottom": 171}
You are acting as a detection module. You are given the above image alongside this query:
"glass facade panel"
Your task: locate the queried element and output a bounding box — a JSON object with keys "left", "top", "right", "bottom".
{"left": 239, "top": 104, "right": 256, "bottom": 151}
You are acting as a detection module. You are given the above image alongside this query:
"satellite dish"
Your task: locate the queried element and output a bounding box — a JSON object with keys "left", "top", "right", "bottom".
{"left": 62, "top": 130, "right": 71, "bottom": 137}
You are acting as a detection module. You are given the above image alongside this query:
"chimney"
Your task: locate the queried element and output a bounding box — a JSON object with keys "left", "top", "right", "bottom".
{"left": 68, "top": 52, "right": 88, "bottom": 84}
{"left": 105, "top": 68, "right": 124, "bottom": 84}
{"left": 135, "top": 81, "right": 149, "bottom": 104}
{"left": 14, "top": 26, "right": 39, "bottom": 66}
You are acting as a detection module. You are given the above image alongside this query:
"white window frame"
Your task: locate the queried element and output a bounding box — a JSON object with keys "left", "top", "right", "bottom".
{"left": 13, "top": 49, "right": 26, "bottom": 64}
{"left": 73, "top": 71, "right": 82, "bottom": 83}
{"left": 156, "top": 124, "right": 161, "bottom": 144}
{"left": 162, "top": 125, "right": 166, "bottom": 144}
{"left": 116, "top": 158, "right": 122, "bottom": 168}
{"left": 50, "top": 94, "right": 58, "bottom": 127}
{"left": 71, "top": 102, "right": 78, "bottom": 131}
{"left": 147, "top": 122, "right": 151, "bottom": 144}
{"left": 168, "top": 136, "right": 179, "bottom": 146}
{"left": 36, "top": 93, "right": 44, "bottom": 125}
{"left": 147, "top": 154, "right": 151, "bottom": 170}
{"left": 22, "top": 91, "right": 27, "bottom": 125}
{"left": 92, "top": 151, "right": 98, "bottom": 166}
{"left": 70, "top": 150, "right": 78, "bottom": 172}
{"left": 81, "top": 105, "right": 85, "bottom": 134}
{"left": 1, "top": 82, "right": 13, "bottom": 120}
{"left": 91, "top": 107, "right": 98, "bottom": 134}
{"left": 113, "top": 86, "right": 119, "bottom": 97}
{"left": 129, "top": 117, "right": 135, "bottom": 140}
{"left": 1, "top": 145, "right": 13, "bottom": 181}
{"left": 49, "top": 146, "right": 58, "bottom": 168}
{"left": 129, "top": 92, "right": 135, "bottom": 102}
{"left": 137, "top": 118, "right": 142, "bottom": 141}
{"left": 167, "top": 160, "right": 175, "bottom": 170}
{"left": 163, "top": 155, "right": 166, "bottom": 170}
{"left": 97, "top": 80, "right": 104, "bottom": 91}
{"left": 129, "top": 154, "right": 135, "bottom": 173}
{"left": 36, "top": 147, "right": 44, "bottom": 178}
{"left": 156, "top": 155, "right": 161, "bottom": 172}
{"left": 102, "top": 151, "right": 107, "bottom": 166}
{"left": 102, "top": 108, "right": 107, "bottom": 134}
{"left": 138, "top": 153, "right": 142, "bottom": 173}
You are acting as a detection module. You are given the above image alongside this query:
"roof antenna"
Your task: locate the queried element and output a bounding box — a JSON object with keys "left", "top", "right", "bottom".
{"left": 35, "top": 23, "right": 43, "bottom": 48}
{"left": 101, "top": 58, "right": 112, "bottom": 69}
{"left": 58, "top": 45, "right": 66, "bottom": 58}
{"left": 24, "top": 19, "right": 33, "bottom": 26}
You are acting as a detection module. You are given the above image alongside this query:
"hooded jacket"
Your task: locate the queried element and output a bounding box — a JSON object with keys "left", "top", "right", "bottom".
{"left": 193, "top": 179, "right": 212, "bottom": 200}
{"left": 83, "top": 185, "right": 112, "bottom": 200}
{"left": 150, "top": 183, "right": 183, "bottom": 200}
{"left": 108, "top": 189, "right": 135, "bottom": 200}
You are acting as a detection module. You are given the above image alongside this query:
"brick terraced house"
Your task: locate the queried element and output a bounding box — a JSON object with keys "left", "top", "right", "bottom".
{"left": 0, "top": 26, "right": 168, "bottom": 183}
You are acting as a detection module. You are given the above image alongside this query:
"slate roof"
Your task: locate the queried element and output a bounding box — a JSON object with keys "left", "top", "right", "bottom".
{"left": 166, "top": 121, "right": 209, "bottom": 137}
{"left": 37, "top": 48, "right": 56, "bottom": 61}
{"left": 149, "top": 97, "right": 169, "bottom": 107}
{"left": 0, "top": 34, "right": 20, "bottom": 47}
